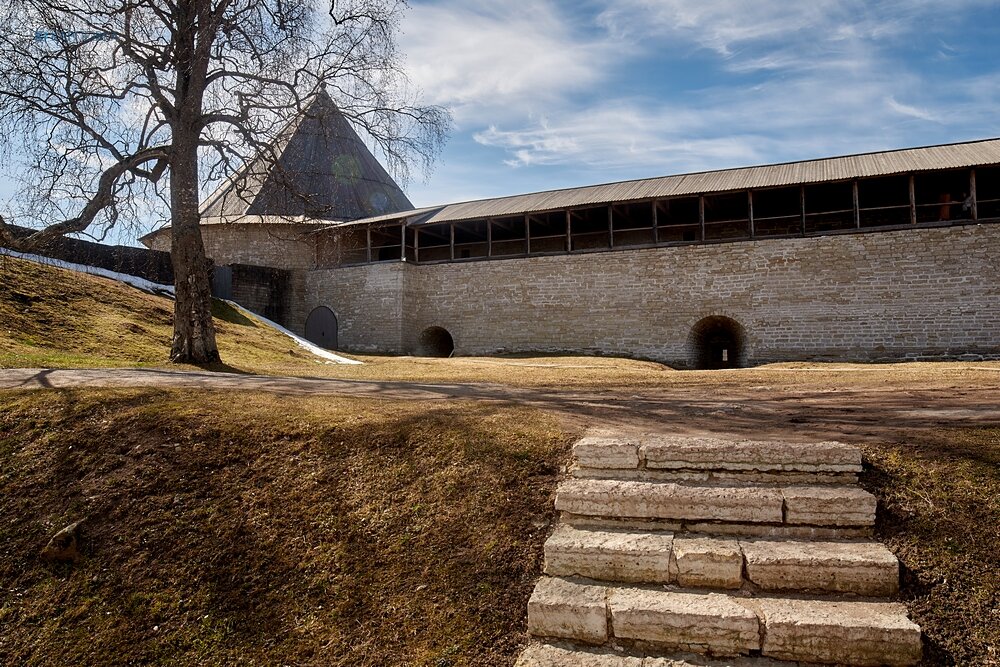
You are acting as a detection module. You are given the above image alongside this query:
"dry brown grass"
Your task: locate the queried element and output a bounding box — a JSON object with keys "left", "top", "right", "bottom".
{"left": 0, "top": 255, "right": 335, "bottom": 372}
{"left": 0, "top": 389, "right": 570, "bottom": 666}
{"left": 863, "top": 429, "right": 1000, "bottom": 666}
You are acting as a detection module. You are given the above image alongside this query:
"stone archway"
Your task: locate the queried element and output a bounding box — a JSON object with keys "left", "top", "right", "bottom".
{"left": 418, "top": 326, "right": 455, "bottom": 357}
{"left": 304, "top": 306, "right": 339, "bottom": 350}
{"left": 689, "top": 316, "right": 746, "bottom": 369}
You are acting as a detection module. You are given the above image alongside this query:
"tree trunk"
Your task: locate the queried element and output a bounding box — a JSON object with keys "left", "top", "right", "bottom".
{"left": 169, "top": 134, "right": 220, "bottom": 364}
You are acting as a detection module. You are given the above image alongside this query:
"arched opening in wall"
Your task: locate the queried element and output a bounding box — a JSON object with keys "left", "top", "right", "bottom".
{"left": 689, "top": 316, "right": 746, "bottom": 370}
{"left": 418, "top": 326, "right": 455, "bottom": 357}
{"left": 304, "top": 306, "right": 339, "bottom": 350}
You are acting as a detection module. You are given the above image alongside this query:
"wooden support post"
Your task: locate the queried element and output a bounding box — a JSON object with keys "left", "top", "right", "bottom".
{"left": 487, "top": 219, "right": 493, "bottom": 257}
{"left": 651, "top": 201, "right": 659, "bottom": 244}
{"left": 748, "top": 191, "right": 755, "bottom": 239}
{"left": 800, "top": 185, "right": 807, "bottom": 235}
{"left": 400, "top": 223, "right": 406, "bottom": 261}
{"left": 414, "top": 227, "right": 420, "bottom": 263}
{"left": 853, "top": 180, "right": 860, "bottom": 228}
{"left": 525, "top": 215, "right": 530, "bottom": 255}
{"left": 449, "top": 224, "right": 455, "bottom": 261}
{"left": 366, "top": 225, "right": 372, "bottom": 263}
{"left": 971, "top": 169, "right": 978, "bottom": 221}
{"left": 565, "top": 210, "right": 571, "bottom": 251}
{"left": 699, "top": 196, "right": 706, "bottom": 241}
{"left": 909, "top": 175, "right": 917, "bottom": 225}
{"left": 608, "top": 205, "right": 614, "bottom": 248}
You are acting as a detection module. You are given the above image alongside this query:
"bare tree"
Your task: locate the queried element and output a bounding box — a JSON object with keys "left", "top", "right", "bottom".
{"left": 0, "top": 0, "right": 448, "bottom": 363}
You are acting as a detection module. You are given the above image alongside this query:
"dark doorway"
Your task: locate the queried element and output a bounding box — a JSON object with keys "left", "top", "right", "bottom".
{"left": 305, "top": 306, "right": 338, "bottom": 350}
{"left": 418, "top": 326, "right": 454, "bottom": 357}
{"left": 690, "top": 316, "right": 745, "bottom": 369}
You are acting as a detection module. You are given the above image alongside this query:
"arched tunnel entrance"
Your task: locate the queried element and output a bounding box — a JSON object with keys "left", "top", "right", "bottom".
{"left": 418, "top": 326, "right": 455, "bottom": 357}
{"left": 689, "top": 316, "right": 746, "bottom": 369}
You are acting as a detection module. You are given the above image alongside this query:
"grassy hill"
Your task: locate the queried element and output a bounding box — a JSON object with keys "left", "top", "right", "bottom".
{"left": 0, "top": 389, "right": 568, "bottom": 665}
{"left": 0, "top": 255, "right": 339, "bottom": 372}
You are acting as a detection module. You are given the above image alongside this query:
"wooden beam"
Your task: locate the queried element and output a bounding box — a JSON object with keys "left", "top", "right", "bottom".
{"left": 852, "top": 180, "right": 860, "bottom": 228}
{"left": 487, "top": 219, "right": 493, "bottom": 257}
{"left": 414, "top": 227, "right": 420, "bottom": 263}
{"left": 366, "top": 225, "right": 372, "bottom": 263}
{"left": 800, "top": 185, "right": 806, "bottom": 235}
{"left": 652, "top": 200, "right": 659, "bottom": 244}
{"left": 525, "top": 215, "right": 531, "bottom": 255}
{"left": 699, "top": 196, "right": 705, "bottom": 241}
{"left": 608, "top": 205, "right": 614, "bottom": 248}
{"left": 971, "top": 169, "right": 979, "bottom": 221}
{"left": 565, "top": 209, "right": 571, "bottom": 251}
{"left": 449, "top": 223, "right": 455, "bottom": 261}
{"left": 401, "top": 222, "right": 407, "bottom": 261}
{"left": 908, "top": 175, "right": 917, "bottom": 225}
{"left": 748, "top": 191, "right": 755, "bottom": 239}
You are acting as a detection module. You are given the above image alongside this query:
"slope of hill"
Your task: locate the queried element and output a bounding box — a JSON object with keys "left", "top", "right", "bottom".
{"left": 0, "top": 255, "right": 343, "bottom": 371}
{"left": 0, "top": 388, "right": 568, "bottom": 665}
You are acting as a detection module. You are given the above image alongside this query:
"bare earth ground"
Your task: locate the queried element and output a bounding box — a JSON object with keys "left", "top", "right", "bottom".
{"left": 3, "top": 364, "right": 1000, "bottom": 441}
{"left": 3, "top": 365, "right": 999, "bottom": 664}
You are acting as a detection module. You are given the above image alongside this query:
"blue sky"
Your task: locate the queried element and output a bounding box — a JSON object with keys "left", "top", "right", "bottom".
{"left": 4, "top": 0, "right": 1000, "bottom": 245}
{"left": 400, "top": 0, "right": 1000, "bottom": 205}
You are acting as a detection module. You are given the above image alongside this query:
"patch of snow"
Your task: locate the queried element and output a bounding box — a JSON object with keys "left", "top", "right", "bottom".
{"left": 223, "top": 300, "right": 362, "bottom": 365}
{"left": 2, "top": 246, "right": 363, "bottom": 365}
{"left": 0, "top": 246, "right": 175, "bottom": 296}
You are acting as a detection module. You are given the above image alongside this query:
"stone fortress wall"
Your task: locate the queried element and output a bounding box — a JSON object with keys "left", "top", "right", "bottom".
{"left": 288, "top": 223, "right": 1000, "bottom": 368}
{"left": 146, "top": 223, "right": 320, "bottom": 270}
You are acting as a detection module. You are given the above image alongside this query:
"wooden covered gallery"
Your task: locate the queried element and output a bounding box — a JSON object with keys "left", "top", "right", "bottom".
{"left": 316, "top": 139, "right": 1000, "bottom": 268}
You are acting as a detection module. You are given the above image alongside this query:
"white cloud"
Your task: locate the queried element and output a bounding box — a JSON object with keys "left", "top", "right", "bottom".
{"left": 886, "top": 96, "right": 940, "bottom": 122}
{"left": 472, "top": 103, "right": 761, "bottom": 170}
{"left": 401, "top": 0, "right": 616, "bottom": 124}
{"left": 594, "top": 0, "right": 994, "bottom": 59}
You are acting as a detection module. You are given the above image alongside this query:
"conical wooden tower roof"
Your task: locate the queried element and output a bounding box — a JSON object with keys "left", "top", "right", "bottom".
{"left": 200, "top": 90, "right": 413, "bottom": 221}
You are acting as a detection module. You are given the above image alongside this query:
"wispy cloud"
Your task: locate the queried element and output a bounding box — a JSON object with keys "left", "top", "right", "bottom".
{"left": 886, "top": 96, "right": 940, "bottom": 122}
{"left": 401, "top": 0, "right": 616, "bottom": 124}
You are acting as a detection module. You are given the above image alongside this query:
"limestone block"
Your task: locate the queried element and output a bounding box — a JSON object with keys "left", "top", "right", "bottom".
{"left": 642, "top": 438, "right": 861, "bottom": 473}
{"left": 669, "top": 536, "right": 744, "bottom": 589}
{"left": 609, "top": 588, "right": 760, "bottom": 656}
{"left": 527, "top": 577, "right": 609, "bottom": 644}
{"left": 554, "top": 480, "right": 784, "bottom": 524}
{"left": 759, "top": 598, "right": 922, "bottom": 665}
{"left": 684, "top": 522, "right": 871, "bottom": 540}
{"left": 741, "top": 538, "right": 899, "bottom": 595}
{"left": 782, "top": 486, "right": 877, "bottom": 527}
{"left": 545, "top": 525, "right": 674, "bottom": 583}
{"left": 516, "top": 644, "right": 643, "bottom": 667}
{"left": 574, "top": 437, "right": 641, "bottom": 470}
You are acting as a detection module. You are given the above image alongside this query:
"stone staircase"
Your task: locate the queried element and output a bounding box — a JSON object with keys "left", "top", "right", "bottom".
{"left": 517, "top": 435, "right": 922, "bottom": 666}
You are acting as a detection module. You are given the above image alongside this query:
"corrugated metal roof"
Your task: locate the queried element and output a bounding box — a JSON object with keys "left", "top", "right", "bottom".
{"left": 333, "top": 137, "right": 1000, "bottom": 228}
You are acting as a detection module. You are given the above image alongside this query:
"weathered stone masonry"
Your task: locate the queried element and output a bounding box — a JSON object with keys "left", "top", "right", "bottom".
{"left": 290, "top": 224, "right": 1000, "bottom": 367}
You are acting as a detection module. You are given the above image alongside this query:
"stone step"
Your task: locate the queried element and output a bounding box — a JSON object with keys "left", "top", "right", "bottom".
{"left": 527, "top": 578, "right": 922, "bottom": 666}
{"left": 573, "top": 436, "right": 862, "bottom": 485}
{"left": 555, "top": 479, "right": 876, "bottom": 534}
{"left": 516, "top": 643, "right": 796, "bottom": 666}
{"left": 543, "top": 525, "right": 899, "bottom": 596}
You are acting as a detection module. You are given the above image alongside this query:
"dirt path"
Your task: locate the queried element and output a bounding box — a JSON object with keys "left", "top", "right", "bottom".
{"left": 3, "top": 367, "right": 1000, "bottom": 444}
